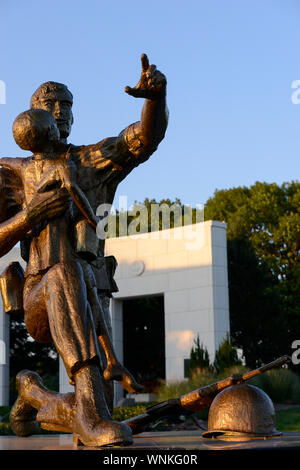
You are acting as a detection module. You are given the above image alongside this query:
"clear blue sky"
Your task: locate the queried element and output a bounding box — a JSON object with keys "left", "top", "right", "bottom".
{"left": 0, "top": 0, "right": 299, "bottom": 209}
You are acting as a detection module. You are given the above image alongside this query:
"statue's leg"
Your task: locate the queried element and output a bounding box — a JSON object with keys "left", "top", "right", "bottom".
{"left": 80, "top": 260, "right": 143, "bottom": 395}
{"left": 15, "top": 261, "right": 133, "bottom": 446}
{"left": 43, "top": 260, "right": 132, "bottom": 446}
{"left": 98, "top": 294, "right": 114, "bottom": 411}
{"left": 10, "top": 273, "right": 75, "bottom": 436}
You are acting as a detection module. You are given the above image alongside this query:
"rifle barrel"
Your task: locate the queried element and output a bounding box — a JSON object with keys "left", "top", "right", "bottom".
{"left": 241, "top": 355, "right": 289, "bottom": 382}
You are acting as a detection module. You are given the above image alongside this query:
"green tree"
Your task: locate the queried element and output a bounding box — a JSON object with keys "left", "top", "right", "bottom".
{"left": 189, "top": 335, "right": 210, "bottom": 374}
{"left": 213, "top": 333, "right": 241, "bottom": 373}
{"left": 205, "top": 181, "right": 300, "bottom": 366}
{"left": 111, "top": 188, "right": 299, "bottom": 366}
{"left": 227, "top": 239, "right": 289, "bottom": 367}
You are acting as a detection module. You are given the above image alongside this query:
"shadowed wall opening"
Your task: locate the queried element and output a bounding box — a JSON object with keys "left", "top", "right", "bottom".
{"left": 122, "top": 295, "right": 165, "bottom": 392}
{"left": 9, "top": 317, "right": 59, "bottom": 404}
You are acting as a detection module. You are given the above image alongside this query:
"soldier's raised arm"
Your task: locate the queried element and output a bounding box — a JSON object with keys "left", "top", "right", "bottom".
{"left": 115, "top": 54, "right": 168, "bottom": 164}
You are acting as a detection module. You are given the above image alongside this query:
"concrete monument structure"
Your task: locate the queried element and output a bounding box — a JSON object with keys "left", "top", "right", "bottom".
{"left": 59, "top": 220, "right": 230, "bottom": 403}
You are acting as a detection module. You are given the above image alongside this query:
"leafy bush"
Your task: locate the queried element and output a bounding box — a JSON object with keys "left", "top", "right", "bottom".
{"left": 249, "top": 368, "right": 300, "bottom": 404}
{"left": 112, "top": 404, "right": 150, "bottom": 422}
{"left": 156, "top": 365, "right": 300, "bottom": 406}
{"left": 157, "top": 369, "right": 218, "bottom": 402}
{"left": 215, "top": 365, "right": 249, "bottom": 380}
{"left": 0, "top": 423, "right": 12, "bottom": 435}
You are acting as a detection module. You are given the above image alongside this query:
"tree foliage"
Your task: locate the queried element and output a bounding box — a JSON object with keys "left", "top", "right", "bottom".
{"left": 205, "top": 181, "right": 300, "bottom": 366}
{"left": 9, "top": 318, "right": 58, "bottom": 402}
{"left": 188, "top": 333, "right": 241, "bottom": 375}
{"left": 189, "top": 335, "right": 210, "bottom": 374}
{"left": 106, "top": 197, "right": 199, "bottom": 237}
{"left": 213, "top": 333, "right": 242, "bottom": 373}
{"left": 129, "top": 183, "right": 299, "bottom": 367}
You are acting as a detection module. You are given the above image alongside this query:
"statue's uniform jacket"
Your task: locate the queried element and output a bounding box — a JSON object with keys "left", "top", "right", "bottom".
{"left": 0, "top": 121, "right": 150, "bottom": 378}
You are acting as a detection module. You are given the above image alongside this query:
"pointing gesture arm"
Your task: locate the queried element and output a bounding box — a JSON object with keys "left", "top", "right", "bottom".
{"left": 125, "top": 53, "right": 166, "bottom": 100}
{"left": 117, "top": 54, "right": 168, "bottom": 162}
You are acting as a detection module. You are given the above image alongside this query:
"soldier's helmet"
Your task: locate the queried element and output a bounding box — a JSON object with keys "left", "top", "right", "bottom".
{"left": 202, "top": 384, "right": 281, "bottom": 439}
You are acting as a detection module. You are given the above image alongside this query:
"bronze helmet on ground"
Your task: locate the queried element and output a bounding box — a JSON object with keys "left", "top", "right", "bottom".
{"left": 202, "top": 384, "right": 281, "bottom": 439}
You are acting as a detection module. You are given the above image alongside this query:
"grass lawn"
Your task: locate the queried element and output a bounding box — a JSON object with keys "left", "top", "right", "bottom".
{"left": 275, "top": 408, "right": 300, "bottom": 432}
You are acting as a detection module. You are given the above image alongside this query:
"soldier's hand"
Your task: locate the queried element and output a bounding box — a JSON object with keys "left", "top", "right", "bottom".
{"left": 25, "top": 187, "right": 71, "bottom": 226}
{"left": 125, "top": 54, "right": 166, "bottom": 100}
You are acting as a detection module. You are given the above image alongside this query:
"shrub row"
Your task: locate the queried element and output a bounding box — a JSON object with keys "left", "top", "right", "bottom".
{"left": 156, "top": 366, "right": 300, "bottom": 404}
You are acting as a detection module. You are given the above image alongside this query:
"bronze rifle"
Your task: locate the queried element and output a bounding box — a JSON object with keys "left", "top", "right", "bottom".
{"left": 123, "top": 355, "right": 290, "bottom": 434}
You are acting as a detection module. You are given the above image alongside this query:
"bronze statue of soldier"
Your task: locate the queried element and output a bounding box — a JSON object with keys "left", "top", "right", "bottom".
{"left": 0, "top": 54, "right": 168, "bottom": 447}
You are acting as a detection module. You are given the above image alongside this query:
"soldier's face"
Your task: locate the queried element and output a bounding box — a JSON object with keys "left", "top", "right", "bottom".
{"left": 38, "top": 96, "right": 73, "bottom": 139}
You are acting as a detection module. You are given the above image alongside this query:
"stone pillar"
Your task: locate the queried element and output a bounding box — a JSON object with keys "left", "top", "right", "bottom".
{"left": 110, "top": 298, "right": 123, "bottom": 406}
{"left": 59, "top": 358, "right": 73, "bottom": 394}
{"left": 211, "top": 221, "right": 230, "bottom": 355}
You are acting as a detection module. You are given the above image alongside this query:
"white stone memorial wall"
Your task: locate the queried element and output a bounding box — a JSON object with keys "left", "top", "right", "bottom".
{"left": 59, "top": 221, "right": 230, "bottom": 404}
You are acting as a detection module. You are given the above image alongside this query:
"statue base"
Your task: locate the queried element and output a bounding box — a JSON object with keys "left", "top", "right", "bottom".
{"left": 1, "top": 431, "right": 300, "bottom": 450}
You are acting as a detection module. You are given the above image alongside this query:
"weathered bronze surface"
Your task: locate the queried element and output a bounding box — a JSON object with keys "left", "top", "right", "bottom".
{"left": 202, "top": 384, "right": 281, "bottom": 439}
{"left": 0, "top": 54, "right": 168, "bottom": 447}
{"left": 0, "top": 262, "right": 25, "bottom": 316}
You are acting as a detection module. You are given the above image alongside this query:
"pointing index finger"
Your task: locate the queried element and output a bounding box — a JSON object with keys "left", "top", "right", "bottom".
{"left": 141, "top": 53, "right": 149, "bottom": 72}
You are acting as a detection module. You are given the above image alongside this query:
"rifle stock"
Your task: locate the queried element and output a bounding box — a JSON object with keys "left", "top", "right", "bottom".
{"left": 123, "top": 355, "right": 290, "bottom": 434}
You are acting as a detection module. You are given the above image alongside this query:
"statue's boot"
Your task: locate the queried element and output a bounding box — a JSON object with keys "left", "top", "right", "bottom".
{"left": 103, "top": 362, "right": 144, "bottom": 395}
{"left": 72, "top": 363, "right": 133, "bottom": 447}
{"left": 10, "top": 369, "right": 75, "bottom": 435}
{"left": 36, "top": 393, "right": 75, "bottom": 433}
{"left": 10, "top": 370, "right": 41, "bottom": 436}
